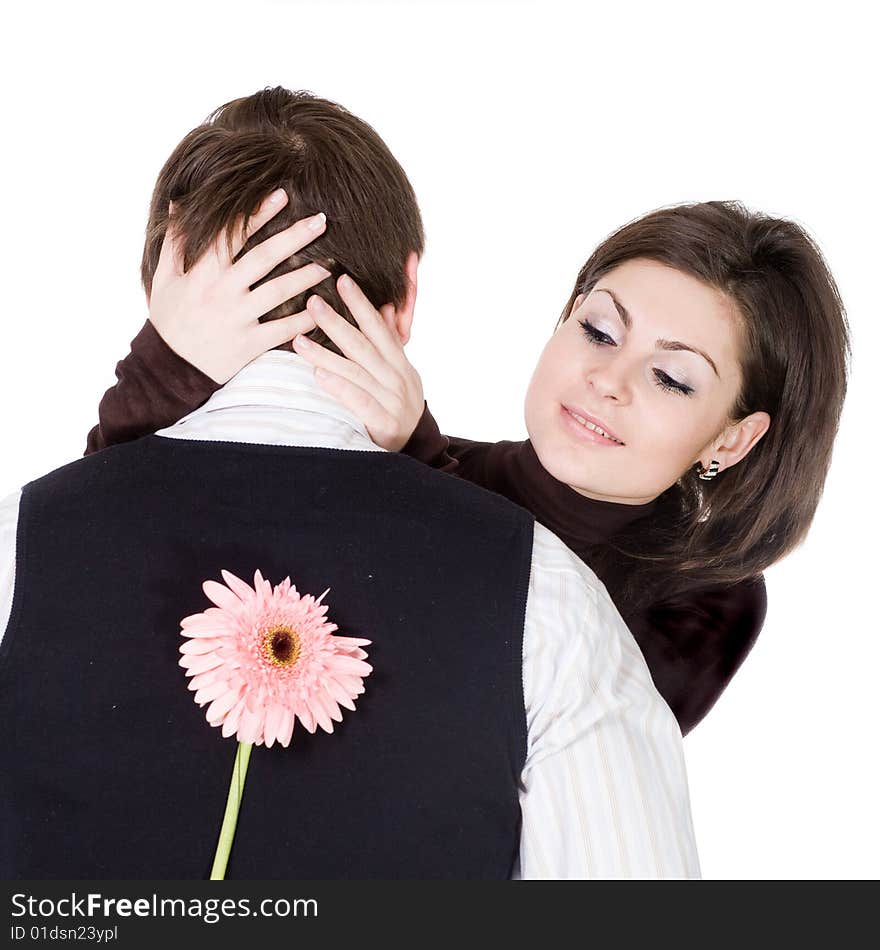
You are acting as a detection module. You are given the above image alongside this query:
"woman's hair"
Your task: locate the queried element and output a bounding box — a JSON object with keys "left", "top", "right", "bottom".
{"left": 561, "top": 200, "right": 850, "bottom": 614}
{"left": 141, "top": 86, "right": 425, "bottom": 356}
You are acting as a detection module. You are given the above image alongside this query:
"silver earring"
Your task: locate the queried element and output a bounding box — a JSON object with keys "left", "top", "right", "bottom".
{"left": 696, "top": 459, "right": 720, "bottom": 480}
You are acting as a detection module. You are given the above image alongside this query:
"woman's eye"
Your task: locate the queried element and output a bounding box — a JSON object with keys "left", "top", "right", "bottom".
{"left": 578, "top": 318, "right": 616, "bottom": 346}
{"left": 653, "top": 369, "right": 694, "bottom": 396}
{"left": 579, "top": 317, "right": 695, "bottom": 397}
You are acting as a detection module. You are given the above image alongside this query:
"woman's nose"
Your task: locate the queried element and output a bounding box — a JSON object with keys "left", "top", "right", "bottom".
{"left": 584, "top": 356, "right": 632, "bottom": 403}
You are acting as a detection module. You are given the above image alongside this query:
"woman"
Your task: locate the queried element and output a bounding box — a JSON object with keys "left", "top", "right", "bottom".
{"left": 87, "top": 194, "right": 850, "bottom": 735}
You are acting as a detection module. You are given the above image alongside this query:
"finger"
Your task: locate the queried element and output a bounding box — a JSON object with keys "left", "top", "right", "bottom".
{"left": 230, "top": 188, "right": 290, "bottom": 259}
{"left": 232, "top": 211, "right": 328, "bottom": 287}
{"left": 311, "top": 369, "right": 398, "bottom": 443}
{"left": 152, "top": 206, "right": 185, "bottom": 292}
{"left": 379, "top": 303, "right": 401, "bottom": 341}
{"left": 200, "top": 192, "right": 283, "bottom": 276}
{"left": 251, "top": 310, "right": 318, "bottom": 353}
{"left": 291, "top": 330, "right": 390, "bottom": 405}
{"left": 337, "top": 274, "right": 406, "bottom": 365}
{"left": 245, "top": 262, "right": 332, "bottom": 321}
{"left": 305, "top": 295, "right": 401, "bottom": 392}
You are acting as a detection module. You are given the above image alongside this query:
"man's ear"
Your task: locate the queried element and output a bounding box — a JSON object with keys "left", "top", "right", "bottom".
{"left": 389, "top": 251, "right": 419, "bottom": 345}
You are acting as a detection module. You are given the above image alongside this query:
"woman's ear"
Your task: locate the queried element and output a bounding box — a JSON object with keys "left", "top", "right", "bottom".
{"left": 390, "top": 251, "right": 419, "bottom": 345}
{"left": 697, "top": 411, "right": 772, "bottom": 473}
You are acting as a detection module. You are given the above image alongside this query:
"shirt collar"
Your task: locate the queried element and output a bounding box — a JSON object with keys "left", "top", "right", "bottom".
{"left": 171, "top": 349, "right": 378, "bottom": 445}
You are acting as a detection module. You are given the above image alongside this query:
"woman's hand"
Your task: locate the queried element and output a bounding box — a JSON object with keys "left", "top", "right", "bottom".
{"left": 148, "top": 189, "right": 331, "bottom": 384}
{"left": 290, "top": 275, "right": 425, "bottom": 452}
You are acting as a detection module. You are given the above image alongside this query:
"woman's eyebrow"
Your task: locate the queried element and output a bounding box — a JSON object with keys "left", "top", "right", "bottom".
{"left": 593, "top": 287, "right": 720, "bottom": 377}
{"left": 656, "top": 338, "right": 719, "bottom": 377}
{"left": 594, "top": 288, "right": 633, "bottom": 330}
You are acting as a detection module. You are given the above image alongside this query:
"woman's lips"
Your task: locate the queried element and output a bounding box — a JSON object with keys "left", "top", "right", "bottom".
{"left": 559, "top": 405, "right": 625, "bottom": 447}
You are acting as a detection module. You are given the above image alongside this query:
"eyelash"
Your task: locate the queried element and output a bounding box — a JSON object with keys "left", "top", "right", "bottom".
{"left": 578, "top": 319, "right": 695, "bottom": 396}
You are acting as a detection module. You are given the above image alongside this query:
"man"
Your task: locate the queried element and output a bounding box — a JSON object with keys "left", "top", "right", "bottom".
{"left": 0, "top": 87, "right": 699, "bottom": 878}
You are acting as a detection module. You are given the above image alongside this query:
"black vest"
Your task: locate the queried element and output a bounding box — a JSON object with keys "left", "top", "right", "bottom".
{"left": 0, "top": 435, "right": 533, "bottom": 879}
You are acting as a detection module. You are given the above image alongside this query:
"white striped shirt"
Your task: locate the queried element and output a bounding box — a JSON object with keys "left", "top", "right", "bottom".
{"left": 0, "top": 349, "right": 700, "bottom": 878}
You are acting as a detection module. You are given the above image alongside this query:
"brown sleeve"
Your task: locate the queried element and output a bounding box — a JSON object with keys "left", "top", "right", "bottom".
{"left": 399, "top": 401, "right": 461, "bottom": 474}
{"left": 84, "top": 320, "right": 222, "bottom": 456}
{"left": 627, "top": 574, "right": 768, "bottom": 737}
{"left": 399, "top": 401, "right": 499, "bottom": 482}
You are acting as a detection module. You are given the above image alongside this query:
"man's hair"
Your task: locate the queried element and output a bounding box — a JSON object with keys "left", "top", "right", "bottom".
{"left": 141, "top": 86, "right": 425, "bottom": 354}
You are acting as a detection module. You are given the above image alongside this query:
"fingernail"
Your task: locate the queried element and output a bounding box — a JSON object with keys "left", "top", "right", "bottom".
{"left": 308, "top": 211, "right": 327, "bottom": 232}
{"left": 269, "top": 189, "right": 286, "bottom": 204}
{"left": 339, "top": 273, "right": 352, "bottom": 290}
{"left": 308, "top": 295, "right": 327, "bottom": 312}
{"left": 293, "top": 334, "right": 313, "bottom": 348}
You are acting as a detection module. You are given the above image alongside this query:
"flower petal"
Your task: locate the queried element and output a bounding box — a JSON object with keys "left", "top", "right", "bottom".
{"left": 221, "top": 696, "right": 247, "bottom": 738}
{"left": 253, "top": 570, "right": 272, "bottom": 604}
{"left": 334, "top": 636, "right": 372, "bottom": 648}
{"left": 325, "top": 677, "right": 357, "bottom": 711}
{"left": 179, "top": 652, "right": 224, "bottom": 675}
{"left": 238, "top": 706, "right": 264, "bottom": 745}
{"left": 180, "top": 614, "right": 232, "bottom": 637}
{"left": 220, "top": 569, "right": 257, "bottom": 603}
{"left": 202, "top": 579, "right": 243, "bottom": 613}
{"left": 330, "top": 655, "right": 373, "bottom": 677}
{"left": 245, "top": 688, "right": 264, "bottom": 715}
{"left": 206, "top": 686, "right": 242, "bottom": 725}
{"left": 308, "top": 697, "right": 334, "bottom": 735}
{"left": 180, "top": 626, "right": 230, "bottom": 640}
{"left": 194, "top": 678, "right": 231, "bottom": 707}
{"left": 332, "top": 673, "right": 366, "bottom": 695}
{"left": 263, "top": 703, "right": 286, "bottom": 749}
{"left": 180, "top": 637, "right": 225, "bottom": 655}
{"left": 188, "top": 668, "right": 224, "bottom": 691}
{"left": 277, "top": 707, "right": 295, "bottom": 748}
{"left": 298, "top": 703, "right": 317, "bottom": 735}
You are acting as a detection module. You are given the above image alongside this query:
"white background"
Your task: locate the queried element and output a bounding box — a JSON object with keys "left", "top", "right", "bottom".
{"left": 1, "top": 0, "right": 876, "bottom": 879}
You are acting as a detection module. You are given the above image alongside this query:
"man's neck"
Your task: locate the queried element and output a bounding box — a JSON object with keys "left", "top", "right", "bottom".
{"left": 154, "top": 350, "right": 384, "bottom": 453}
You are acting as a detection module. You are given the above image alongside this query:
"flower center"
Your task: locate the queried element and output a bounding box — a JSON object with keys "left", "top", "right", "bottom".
{"left": 262, "top": 625, "right": 301, "bottom": 668}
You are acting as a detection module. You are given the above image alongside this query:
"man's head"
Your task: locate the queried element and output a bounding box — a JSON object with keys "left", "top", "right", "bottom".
{"left": 141, "top": 87, "right": 425, "bottom": 355}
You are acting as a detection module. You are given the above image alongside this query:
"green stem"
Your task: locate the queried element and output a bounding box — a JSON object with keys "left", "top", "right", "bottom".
{"left": 210, "top": 741, "right": 253, "bottom": 880}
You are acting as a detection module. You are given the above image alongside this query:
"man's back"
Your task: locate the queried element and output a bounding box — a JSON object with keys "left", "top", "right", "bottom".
{"left": 0, "top": 434, "right": 535, "bottom": 878}
{"left": 0, "top": 350, "right": 700, "bottom": 878}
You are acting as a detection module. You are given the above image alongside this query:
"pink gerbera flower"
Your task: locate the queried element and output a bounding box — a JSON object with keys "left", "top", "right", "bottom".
{"left": 179, "top": 569, "right": 371, "bottom": 748}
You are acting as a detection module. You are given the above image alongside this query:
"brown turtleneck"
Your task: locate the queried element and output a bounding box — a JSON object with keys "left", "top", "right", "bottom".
{"left": 86, "top": 319, "right": 766, "bottom": 736}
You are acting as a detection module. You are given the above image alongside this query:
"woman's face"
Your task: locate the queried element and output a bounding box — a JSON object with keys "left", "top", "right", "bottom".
{"left": 524, "top": 257, "right": 767, "bottom": 505}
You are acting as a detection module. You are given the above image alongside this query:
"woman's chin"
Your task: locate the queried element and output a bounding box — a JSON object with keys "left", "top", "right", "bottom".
{"left": 532, "top": 437, "right": 604, "bottom": 492}
{"left": 531, "top": 436, "right": 656, "bottom": 504}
